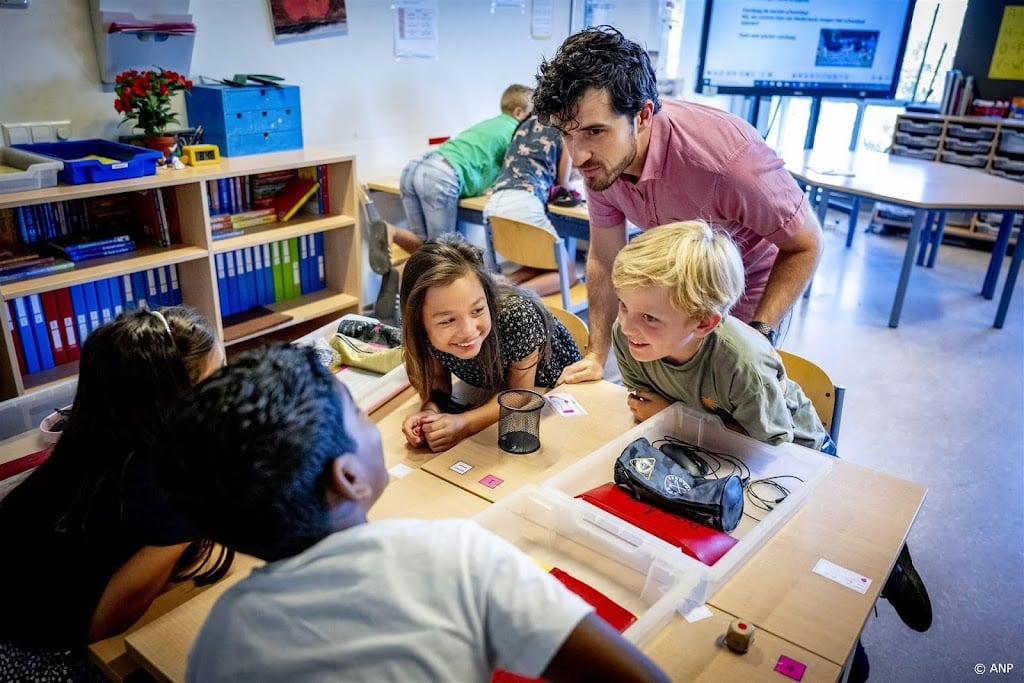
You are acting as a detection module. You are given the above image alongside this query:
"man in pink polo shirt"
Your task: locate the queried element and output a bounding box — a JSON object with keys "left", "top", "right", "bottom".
{"left": 532, "top": 26, "right": 824, "bottom": 385}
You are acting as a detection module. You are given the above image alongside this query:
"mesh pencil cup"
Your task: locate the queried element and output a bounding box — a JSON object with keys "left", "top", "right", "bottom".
{"left": 496, "top": 389, "right": 545, "bottom": 454}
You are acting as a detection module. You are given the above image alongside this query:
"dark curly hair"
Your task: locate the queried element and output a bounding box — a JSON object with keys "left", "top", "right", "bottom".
{"left": 155, "top": 344, "right": 356, "bottom": 562}
{"left": 533, "top": 25, "right": 661, "bottom": 130}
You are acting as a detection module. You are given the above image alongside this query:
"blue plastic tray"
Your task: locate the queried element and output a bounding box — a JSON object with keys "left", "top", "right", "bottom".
{"left": 12, "top": 139, "right": 162, "bottom": 185}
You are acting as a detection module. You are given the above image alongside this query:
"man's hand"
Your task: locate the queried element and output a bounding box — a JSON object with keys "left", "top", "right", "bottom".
{"left": 626, "top": 389, "right": 669, "bottom": 423}
{"left": 557, "top": 352, "right": 605, "bottom": 384}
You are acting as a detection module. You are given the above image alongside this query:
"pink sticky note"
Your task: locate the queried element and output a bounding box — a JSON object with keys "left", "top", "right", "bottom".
{"left": 774, "top": 655, "right": 806, "bottom": 681}
{"left": 479, "top": 474, "right": 504, "bottom": 489}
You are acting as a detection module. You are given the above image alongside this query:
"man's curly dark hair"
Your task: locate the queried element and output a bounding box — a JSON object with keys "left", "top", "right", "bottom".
{"left": 532, "top": 25, "right": 661, "bottom": 130}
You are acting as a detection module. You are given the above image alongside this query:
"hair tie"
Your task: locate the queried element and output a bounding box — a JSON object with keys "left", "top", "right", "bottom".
{"left": 150, "top": 310, "right": 172, "bottom": 336}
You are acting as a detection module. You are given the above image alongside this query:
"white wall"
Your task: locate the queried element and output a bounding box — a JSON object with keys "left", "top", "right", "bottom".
{"left": 0, "top": 0, "right": 666, "bottom": 179}
{"left": 0, "top": 0, "right": 667, "bottom": 305}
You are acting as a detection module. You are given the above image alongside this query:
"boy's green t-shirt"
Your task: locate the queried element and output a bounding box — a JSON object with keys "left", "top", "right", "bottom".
{"left": 438, "top": 113, "right": 518, "bottom": 198}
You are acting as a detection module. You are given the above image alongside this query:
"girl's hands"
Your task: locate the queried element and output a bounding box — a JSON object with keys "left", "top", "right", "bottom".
{"left": 418, "top": 412, "right": 468, "bottom": 452}
{"left": 626, "top": 390, "right": 669, "bottom": 423}
{"left": 402, "top": 410, "right": 435, "bottom": 447}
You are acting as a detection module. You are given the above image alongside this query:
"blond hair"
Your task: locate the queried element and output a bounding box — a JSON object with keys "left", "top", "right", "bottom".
{"left": 500, "top": 84, "right": 534, "bottom": 116}
{"left": 612, "top": 220, "right": 745, "bottom": 319}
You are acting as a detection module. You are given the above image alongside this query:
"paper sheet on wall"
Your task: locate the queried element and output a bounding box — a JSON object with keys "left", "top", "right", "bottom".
{"left": 394, "top": 0, "right": 438, "bottom": 59}
{"left": 531, "top": 0, "right": 553, "bottom": 39}
{"left": 988, "top": 5, "right": 1024, "bottom": 81}
{"left": 583, "top": 0, "right": 614, "bottom": 29}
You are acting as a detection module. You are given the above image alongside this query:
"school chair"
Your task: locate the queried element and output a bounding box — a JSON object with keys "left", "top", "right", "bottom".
{"left": 545, "top": 305, "right": 589, "bottom": 356}
{"left": 487, "top": 215, "right": 588, "bottom": 314}
{"left": 776, "top": 349, "right": 845, "bottom": 444}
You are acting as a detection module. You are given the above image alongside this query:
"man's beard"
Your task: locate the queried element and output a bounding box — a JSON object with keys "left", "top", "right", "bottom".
{"left": 582, "top": 139, "right": 637, "bottom": 192}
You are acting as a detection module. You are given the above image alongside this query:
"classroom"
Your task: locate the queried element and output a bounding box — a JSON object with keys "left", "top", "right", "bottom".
{"left": 0, "top": 0, "right": 1021, "bottom": 681}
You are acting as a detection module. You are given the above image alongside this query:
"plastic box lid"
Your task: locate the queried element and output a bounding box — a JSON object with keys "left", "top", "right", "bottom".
{"left": 0, "top": 147, "right": 64, "bottom": 194}
{"left": 12, "top": 139, "right": 162, "bottom": 185}
{"left": 472, "top": 484, "right": 703, "bottom": 647}
{"left": 543, "top": 402, "right": 833, "bottom": 605}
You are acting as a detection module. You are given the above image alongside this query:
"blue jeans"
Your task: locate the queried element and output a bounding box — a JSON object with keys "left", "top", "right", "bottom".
{"left": 399, "top": 151, "right": 461, "bottom": 241}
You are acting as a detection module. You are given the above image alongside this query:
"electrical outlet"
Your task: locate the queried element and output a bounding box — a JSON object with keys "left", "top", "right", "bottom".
{"left": 2, "top": 120, "right": 72, "bottom": 146}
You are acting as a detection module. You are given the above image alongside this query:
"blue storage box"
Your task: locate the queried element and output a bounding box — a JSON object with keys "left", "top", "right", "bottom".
{"left": 13, "top": 139, "right": 162, "bottom": 185}
{"left": 186, "top": 84, "right": 303, "bottom": 157}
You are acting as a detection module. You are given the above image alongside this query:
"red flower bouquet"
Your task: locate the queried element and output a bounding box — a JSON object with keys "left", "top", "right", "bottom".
{"left": 113, "top": 68, "right": 193, "bottom": 137}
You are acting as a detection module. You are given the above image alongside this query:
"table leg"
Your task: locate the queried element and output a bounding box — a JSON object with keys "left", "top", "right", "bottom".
{"left": 889, "top": 210, "right": 927, "bottom": 328}
{"left": 994, "top": 221, "right": 1023, "bottom": 329}
{"left": 983, "top": 212, "right": 1016, "bottom": 299}
{"left": 915, "top": 212, "right": 936, "bottom": 266}
{"left": 845, "top": 196, "right": 860, "bottom": 248}
{"left": 815, "top": 187, "right": 831, "bottom": 226}
{"left": 925, "top": 211, "right": 947, "bottom": 268}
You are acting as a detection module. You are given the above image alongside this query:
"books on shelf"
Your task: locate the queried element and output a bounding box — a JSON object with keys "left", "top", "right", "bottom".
{"left": 47, "top": 233, "right": 136, "bottom": 262}
{"left": 273, "top": 176, "right": 320, "bottom": 222}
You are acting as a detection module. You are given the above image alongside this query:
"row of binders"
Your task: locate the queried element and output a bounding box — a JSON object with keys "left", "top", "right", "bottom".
{"left": 216, "top": 234, "right": 326, "bottom": 317}
{"left": 5, "top": 265, "right": 183, "bottom": 376}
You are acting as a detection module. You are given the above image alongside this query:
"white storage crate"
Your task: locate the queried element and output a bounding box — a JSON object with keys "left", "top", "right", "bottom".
{"left": 543, "top": 403, "right": 833, "bottom": 604}
{"left": 943, "top": 137, "right": 993, "bottom": 154}
{"left": 897, "top": 119, "right": 942, "bottom": 136}
{"left": 946, "top": 123, "right": 995, "bottom": 141}
{"left": 891, "top": 144, "right": 936, "bottom": 161}
{"left": 998, "top": 129, "right": 1024, "bottom": 154}
{"left": 472, "top": 484, "right": 703, "bottom": 647}
{"left": 940, "top": 150, "right": 988, "bottom": 168}
{"left": 0, "top": 147, "right": 64, "bottom": 194}
{"left": 894, "top": 132, "right": 939, "bottom": 148}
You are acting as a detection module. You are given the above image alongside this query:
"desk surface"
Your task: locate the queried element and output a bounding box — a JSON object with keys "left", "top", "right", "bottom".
{"left": 367, "top": 176, "right": 590, "bottom": 222}
{"left": 420, "top": 381, "right": 634, "bottom": 502}
{"left": 118, "top": 380, "right": 925, "bottom": 682}
{"left": 710, "top": 457, "right": 925, "bottom": 667}
{"left": 783, "top": 148, "right": 1024, "bottom": 211}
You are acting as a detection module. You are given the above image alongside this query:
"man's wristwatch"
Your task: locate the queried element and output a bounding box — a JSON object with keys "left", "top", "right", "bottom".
{"left": 749, "top": 320, "right": 778, "bottom": 347}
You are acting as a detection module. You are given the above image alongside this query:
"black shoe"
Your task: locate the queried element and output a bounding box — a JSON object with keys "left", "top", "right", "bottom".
{"left": 373, "top": 269, "right": 401, "bottom": 323}
{"left": 881, "top": 544, "right": 932, "bottom": 632}
{"left": 847, "top": 639, "right": 870, "bottom": 683}
{"left": 368, "top": 219, "right": 392, "bottom": 275}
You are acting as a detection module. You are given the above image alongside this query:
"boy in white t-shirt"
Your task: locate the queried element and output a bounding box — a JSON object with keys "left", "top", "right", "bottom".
{"left": 155, "top": 343, "right": 668, "bottom": 683}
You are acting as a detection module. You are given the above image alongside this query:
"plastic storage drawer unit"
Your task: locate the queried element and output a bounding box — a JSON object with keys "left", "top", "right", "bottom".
{"left": 0, "top": 147, "right": 64, "bottom": 193}
{"left": 11, "top": 140, "right": 161, "bottom": 185}
{"left": 186, "top": 84, "right": 304, "bottom": 156}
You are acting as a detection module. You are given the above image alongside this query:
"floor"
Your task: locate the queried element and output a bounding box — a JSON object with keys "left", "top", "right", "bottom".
{"left": 600, "top": 210, "right": 1024, "bottom": 680}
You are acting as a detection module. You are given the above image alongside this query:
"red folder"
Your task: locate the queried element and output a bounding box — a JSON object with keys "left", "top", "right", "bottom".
{"left": 576, "top": 482, "right": 738, "bottom": 566}
{"left": 491, "top": 565, "right": 637, "bottom": 683}
{"left": 54, "top": 287, "right": 80, "bottom": 362}
{"left": 39, "top": 290, "right": 68, "bottom": 365}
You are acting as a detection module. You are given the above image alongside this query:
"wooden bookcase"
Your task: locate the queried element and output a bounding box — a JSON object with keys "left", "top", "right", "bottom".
{"left": 880, "top": 112, "right": 1024, "bottom": 242}
{"left": 0, "top": 148, "right": 361, "bottom": 401}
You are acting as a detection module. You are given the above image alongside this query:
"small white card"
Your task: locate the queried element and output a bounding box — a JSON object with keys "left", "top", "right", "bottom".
{"left": 546, "top": 393, "right": 588, "bottom": 416}
{"left": 450, "top": 460, "right": 473, "bottom": 474}
{"left": 681, "top": 604, "right": 713, "bottom": 623}
{"left": 812, "top": 558, "right": 872, "bottom": 594}
{"left": 388, "top": 463, "right": 413, "bottom": 479}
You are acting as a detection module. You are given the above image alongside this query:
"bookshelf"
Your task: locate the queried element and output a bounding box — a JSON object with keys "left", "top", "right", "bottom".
{"left": 0, "top": 148, "right": 361, "bottom": 401}
{"left": 878, "top": 112, "right": 1024, "bottom": 243}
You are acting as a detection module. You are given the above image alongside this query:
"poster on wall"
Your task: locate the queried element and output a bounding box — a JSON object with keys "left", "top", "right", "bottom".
{"left": 394, "top": 0, "right": 438, "bottom": 59}
{"left": 268, "top": 0, "right": 349, "bottom": 43}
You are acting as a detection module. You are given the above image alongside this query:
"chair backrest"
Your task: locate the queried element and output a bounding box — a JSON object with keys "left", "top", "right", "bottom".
{"left": 775, "top": 349, "right": 845, "bottom": 444}
{"left": 545, "top": 305, "right": 589, "bottom": 355}
{"left": 488, "top": 215, "right": 587, "bottom": 313}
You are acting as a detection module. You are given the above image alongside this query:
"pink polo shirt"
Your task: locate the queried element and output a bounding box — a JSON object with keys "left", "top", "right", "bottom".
{"left": 587, "top": 99, "right": 809, "bottom": 323}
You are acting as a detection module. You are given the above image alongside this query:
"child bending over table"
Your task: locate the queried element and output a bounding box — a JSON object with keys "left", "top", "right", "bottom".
{"left": 153, "top": 343, "right": 668, "bottom": 683}
{"left": 399, "top": 235, "right": 581, "bottom": 452}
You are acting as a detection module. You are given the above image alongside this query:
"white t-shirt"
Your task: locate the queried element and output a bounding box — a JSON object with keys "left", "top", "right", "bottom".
{"left": 187, "top": 519, "right": 593, "bottom": 682}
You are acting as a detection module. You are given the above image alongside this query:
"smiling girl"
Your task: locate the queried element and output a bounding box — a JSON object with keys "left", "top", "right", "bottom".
{"left": 399, "top": 236, "right": 581, "bottom": 452}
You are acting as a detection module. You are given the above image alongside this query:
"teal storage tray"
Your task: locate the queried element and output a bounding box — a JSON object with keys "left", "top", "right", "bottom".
{"left": 12, "top": 139, "right": 162, "bottom": 185}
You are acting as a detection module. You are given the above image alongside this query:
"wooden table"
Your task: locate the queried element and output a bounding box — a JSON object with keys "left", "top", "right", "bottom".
{"left": 420, "top": 381, "right": 634, "bottom": 502}
{"left": 117, "top": 381, "right": 926, "bottom": 683}
{"left": 366, "top": 177, "right": 591, "bottom": 242}
{"left": 783, "top": 149, "right": 1023, "bottom": 328}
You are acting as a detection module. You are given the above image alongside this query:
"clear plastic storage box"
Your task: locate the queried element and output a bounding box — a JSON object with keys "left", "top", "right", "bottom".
{"left": 543, "top": 403, "right": 833, "bottom": 604}
{"left": 0, "top": 147, "right": 64, "bottom": 194}
{"left": 473, "top": 484, "right": 703, "bottom": 646}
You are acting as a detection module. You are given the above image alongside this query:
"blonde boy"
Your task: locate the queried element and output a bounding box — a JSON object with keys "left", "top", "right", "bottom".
{"left": 611, "top": 220, "right": 834, "bottom": 453}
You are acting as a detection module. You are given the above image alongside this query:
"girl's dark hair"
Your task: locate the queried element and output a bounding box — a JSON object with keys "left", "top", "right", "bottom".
{"left": 45, "top": 304, "right": 231, "bottom": 582}
{"left": 533, "top": 25, "right": 661, "bottom": 130}
{"left": 399, "top": 235, "right": 555, "bottom": 397}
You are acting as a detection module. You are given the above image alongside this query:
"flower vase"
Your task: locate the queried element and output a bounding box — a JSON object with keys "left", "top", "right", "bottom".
{"left": 142, "top": 134, "right": 179, "bottom": 164}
